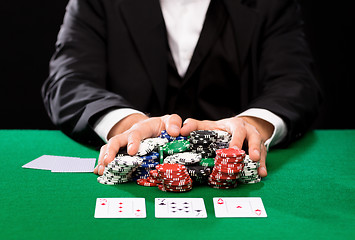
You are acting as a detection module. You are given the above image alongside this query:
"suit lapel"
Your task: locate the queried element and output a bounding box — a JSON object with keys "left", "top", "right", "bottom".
{"left": 223, "top": 0, "right": 258, "bottom": 69}
{"left": 120, "top": 0, "right": 167, "bottom": 110}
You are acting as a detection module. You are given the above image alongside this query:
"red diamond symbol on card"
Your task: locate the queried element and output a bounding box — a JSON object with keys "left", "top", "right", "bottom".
{"left": 237, "top": 206, "right": 242, "bottom": 208}
{"left": 101, "top": 203, "right": 106, "bottom": 205}
{"left": 136, "top": 209, "right": 141, "bottom": 212}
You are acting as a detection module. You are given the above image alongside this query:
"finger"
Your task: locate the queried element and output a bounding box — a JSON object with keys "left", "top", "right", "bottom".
{"left": 126, "top": 130, "right": 144, "bottom": 155}
{"left": 99, "top": 134, "right": 129, "bottom": 174}
{"left": 180, "top": 118, "right": 198, "bottom": 136}
{"left": 94, "top": 144, "right": 107, "bottom": 175}
{"left": 258, "top": 144, "right": 268, "bottom": 177}
{"left": 228, "top": 120, "right": 247, "bottom": 150}
{"left": 180, "top": 118, "right": 217, "bottom": 136}
{"left": 245, "top": 125, "right": 262, "bottom": 162}
{"left": 164, "top": 114, "right": 182, "bottom": 137}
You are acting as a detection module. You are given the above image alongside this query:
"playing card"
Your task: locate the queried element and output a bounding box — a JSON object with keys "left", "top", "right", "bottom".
{"left": 94, "top": 198, "right": 146, "bottom": 218}
{"left": 155, "top": 198, "right": 207, "bottom": 218}
{"left": 213, "top": 197, "right": 267, "bottom": 217}
{"left": 22, "top": 155, "right": 96, "bottom": 172}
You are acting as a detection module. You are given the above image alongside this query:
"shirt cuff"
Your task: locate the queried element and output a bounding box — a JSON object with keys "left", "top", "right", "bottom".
{"left": 93, "top": 108, "right": 146, "bottom": 142}
{"left": 237, "top": 108, "right": 287, "bottom": 150}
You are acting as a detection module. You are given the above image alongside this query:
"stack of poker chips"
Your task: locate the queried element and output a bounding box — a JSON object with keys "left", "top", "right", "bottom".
{"left": 156, "top": 164, "right": 193, "bottom": 192}
{"left": 163, "top": 152, "right": 202, "bottom": 165}
{"left": 208, "top": 147, "right": 245, "bottom": 189}
{"left": 97, "top": 155, "right": 142, "bottom": 185}
{"left": 239, "top": 155, "right": 261, "bottom": 184}
{"left": 189, "top": 130, "right": 217, "bottom": 158}
{"left": 213, "top": 130, "right": 232, "bottom": 149}
{"left": 131, "top": 152, "right": 160, "bottom": 180}
{"left": 185, "top": 165, "right": 212, "bottom": 185}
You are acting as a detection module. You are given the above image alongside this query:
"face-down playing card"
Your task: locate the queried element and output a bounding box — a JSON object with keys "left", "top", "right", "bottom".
{"left": 155, "top": 198, "right": 207, "bottom": 218}
{"left": 94, "top": 198, "right": 146, "bottom": 218}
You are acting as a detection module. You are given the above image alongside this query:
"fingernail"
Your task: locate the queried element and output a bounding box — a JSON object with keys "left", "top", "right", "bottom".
{"left": 259, "top": 166, "right": 267, "bottom": 174}
{"left": 103, "top": 152, "right": 108, "bottom": 160}
{"left": 254, "top": 149, "right": 260, "bottom": 157}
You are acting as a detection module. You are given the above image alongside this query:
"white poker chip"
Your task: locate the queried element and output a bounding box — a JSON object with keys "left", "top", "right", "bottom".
{"left": 114, "top": 155, "right": 143, "bottom": 165}
{"left": 164, "top": 152, "right": 202, "bottom": 165}
{"left": 213, "top": 130, "right": 232, "bottom": 140}
{"left": 147, "top": 137, "right": 169, "bottom": 148}
{"left": 137, "top": 139, "right": 156, "bottom": 156}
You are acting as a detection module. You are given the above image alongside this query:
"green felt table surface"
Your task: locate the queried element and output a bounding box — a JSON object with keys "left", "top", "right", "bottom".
{"left": 0, "top": 129, "right": 354, "bottom": 240}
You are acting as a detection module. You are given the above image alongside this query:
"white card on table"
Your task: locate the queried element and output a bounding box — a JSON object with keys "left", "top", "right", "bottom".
{"left": 94, "top": 198, "right": 146, "bottom": 218}
{"left": 155, "top": 198, "right": 207, "bottom": 218}
{"left": 22, "top": 155, "right": 96, "bottom": 172}
{"left": 213, "top": 197, "right": 267, "bottom": 218}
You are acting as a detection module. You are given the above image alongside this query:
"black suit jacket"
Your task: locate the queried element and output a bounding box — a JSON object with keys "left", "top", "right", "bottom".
{"left": 42, "top": 0, "right": 322, "bottom": 148}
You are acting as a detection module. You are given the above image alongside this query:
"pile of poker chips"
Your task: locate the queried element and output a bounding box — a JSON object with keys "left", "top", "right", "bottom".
{"left": 97, "top": 155, "right": 142, "bottom": 185}
{"left": 156, "top": 164, "right": 193, "bottom": 192}
{"left": 98, "top": 130, "right": 262, "bottom": 188}
{"left": 239, "top": 155, "right": 262, "bottom": 184}
{"left": 189, "top": 130, "right": 217, "bottom": 158}
{"left": 208, "top": 147, "right": 245, "bottom": 189}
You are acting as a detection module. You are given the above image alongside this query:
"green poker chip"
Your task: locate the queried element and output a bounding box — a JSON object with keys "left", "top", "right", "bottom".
{"left": 161, "top": 140, "right": 190, "bottom": 155}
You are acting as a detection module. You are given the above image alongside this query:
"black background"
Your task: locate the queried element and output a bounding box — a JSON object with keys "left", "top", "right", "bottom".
{"left": 0, "top": 0, "right": 354, "bottom": 130}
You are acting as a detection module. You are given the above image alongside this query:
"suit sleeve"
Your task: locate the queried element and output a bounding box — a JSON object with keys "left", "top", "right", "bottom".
{"left": 246, "top": 0, "right": 322, "bottom": 146}
{"left": 42, "top": 0, "right": 133, "bottom": 147}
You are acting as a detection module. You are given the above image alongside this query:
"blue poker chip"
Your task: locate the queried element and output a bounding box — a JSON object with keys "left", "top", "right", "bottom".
{"left": 140, "top": 162, "right": 159, "bottom": 168}
{"left": 176, "top": 136, "right": 188, "bottom": 140}
{"left": 140, "top": 152, "right": 160, "bottom": 161}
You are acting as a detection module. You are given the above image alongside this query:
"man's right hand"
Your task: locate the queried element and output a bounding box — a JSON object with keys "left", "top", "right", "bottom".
{"left": 93, "top": 114, "right": 183, "bottom": 175}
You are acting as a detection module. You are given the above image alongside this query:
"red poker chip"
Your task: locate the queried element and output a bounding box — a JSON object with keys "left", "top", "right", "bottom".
{"left": 136, "top": 178, "right": 158, "bottom": 187}
{"left": 162, "top": 179, "right": 192, "bottom": 187}
{"left": 214, "top": 164, "right": 243, "bottom": 171}
{"left": 212, "top": 168, "right": 242, "bottom": 175}
{"left": 156, "top": 163, "right": 186, "bottom": 172}
{"left": 149, "top": 170, "right": 159, "bottom": 178}
{"left": 216, "top": 148, "right": 245, "bottom": 158}
{"left": 208, "top": 179, "right": 232, "bottom": 186}
{"left": 160, "top": 173, "right": 190, "bottom": 180}
{"left": 159, "top": 185, "right": 192, "bottom": 192}
{"left": 211, "top": 170, "right": 240, "bottom": 176}
{"left": 214, "top": 162, "right": 243, "bottom": 168}
{"left": 210, "top": 174, "right": 239, "bottom": 181}
{"left": 163, "top": 178, "right": 192, "bottom": 186}
{"left": 215, "top": 156, "right": 244, "bottom": 163}
{"left": 146, "top": 177, "right": 162, "bottom": 184}
{"left": 163, "top": 183, "right": 193, "bottom": 190}
{"left": 159, "top": 172, "right": 189, "bottom": 178}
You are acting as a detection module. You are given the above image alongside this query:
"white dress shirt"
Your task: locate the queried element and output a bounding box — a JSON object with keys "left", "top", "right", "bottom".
{"left": 94, "top": 0, "right": 287, "bottom": 149}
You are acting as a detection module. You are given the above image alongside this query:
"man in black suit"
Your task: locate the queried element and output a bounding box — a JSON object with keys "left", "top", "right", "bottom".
{"left": 42, "top": 0, "right": 322, "bottom": 177}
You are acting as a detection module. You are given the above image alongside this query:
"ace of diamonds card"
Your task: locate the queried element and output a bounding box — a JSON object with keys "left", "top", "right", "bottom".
{"left": 213, "top": 197, "right": 267, "bottom": 218}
